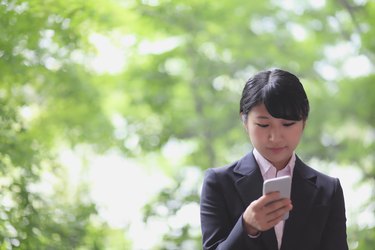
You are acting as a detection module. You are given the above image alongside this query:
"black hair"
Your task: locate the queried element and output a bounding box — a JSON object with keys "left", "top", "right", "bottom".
{"left": 240, "top": 69, "right": 309, "bottom": 121}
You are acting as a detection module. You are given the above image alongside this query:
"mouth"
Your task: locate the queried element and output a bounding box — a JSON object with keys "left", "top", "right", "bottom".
{"left": 267, "top": 146, "right": 287, "bottom": 153}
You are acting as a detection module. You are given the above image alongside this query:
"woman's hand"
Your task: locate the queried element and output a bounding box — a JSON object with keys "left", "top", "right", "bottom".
{"left": 242, "top": 192, "right": 293, "bottom": 235}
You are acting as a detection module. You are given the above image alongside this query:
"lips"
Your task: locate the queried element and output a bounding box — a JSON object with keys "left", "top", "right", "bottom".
{"left": 267, "top": 146, "right": 287, "bottom": 154}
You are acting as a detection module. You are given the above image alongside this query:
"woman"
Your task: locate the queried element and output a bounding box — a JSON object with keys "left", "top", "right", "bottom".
{"left": 200, "top": 69, "right": 348, "bottom": 250}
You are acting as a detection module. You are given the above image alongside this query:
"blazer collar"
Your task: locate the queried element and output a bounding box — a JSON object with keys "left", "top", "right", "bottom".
{"left": 233, "top": 153, "right": 316, "bottom": 179}
{"left": 233, "top": 152, "right": 259, "bottom": 176}
{"left": 233, "top": 153, "right": 263, "bottom": 207}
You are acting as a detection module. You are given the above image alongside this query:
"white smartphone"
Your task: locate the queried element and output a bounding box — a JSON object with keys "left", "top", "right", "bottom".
{"left": 262, "top": 175, "right": 292, "bottom": 220}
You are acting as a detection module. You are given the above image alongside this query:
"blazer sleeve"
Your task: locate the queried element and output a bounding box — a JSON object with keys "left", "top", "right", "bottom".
{"left": 200, "top": 169, "right": 262, "bottom": 250}
{"left": 320, "top": 178, "right": 348, "bottom": 250}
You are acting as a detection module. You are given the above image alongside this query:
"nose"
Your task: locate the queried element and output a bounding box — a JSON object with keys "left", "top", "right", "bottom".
{"left": 268, "top": 127, "right": 282, "bottom": 142}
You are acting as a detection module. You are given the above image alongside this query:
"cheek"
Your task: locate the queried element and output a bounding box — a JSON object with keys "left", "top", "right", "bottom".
{"left": 248, "top": 127, "right": 266, "bottom": 143}
{"left": 288, "top": 128, "right": 304, "bottom": 143}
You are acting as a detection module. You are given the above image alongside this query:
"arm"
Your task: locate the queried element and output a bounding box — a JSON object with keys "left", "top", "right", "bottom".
{"left": 320, "top": 179, "right": 349, "bottom": 250}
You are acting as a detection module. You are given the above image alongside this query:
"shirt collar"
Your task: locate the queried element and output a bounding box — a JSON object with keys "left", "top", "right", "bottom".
{"left": 253, "top": 148, "right": 296, "bottom": 179}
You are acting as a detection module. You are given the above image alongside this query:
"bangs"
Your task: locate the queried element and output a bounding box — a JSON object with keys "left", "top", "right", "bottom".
{"left": 262, "top": 83, "right": 308, "bottom": 121}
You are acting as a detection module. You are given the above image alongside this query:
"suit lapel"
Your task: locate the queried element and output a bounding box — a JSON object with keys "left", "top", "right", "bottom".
{"left": 233, "top": 153, "right": 263, "bottom": 207}
{"left": 281, "top": 157, "right": 318, "bottom": 250}
{"left": 233, "top": 153, "right": 278, "bottom": 250}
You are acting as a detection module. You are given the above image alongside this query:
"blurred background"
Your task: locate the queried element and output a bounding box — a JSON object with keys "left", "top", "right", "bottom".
{"left": 0, "top": 0, "right": 374, "bottom": 249}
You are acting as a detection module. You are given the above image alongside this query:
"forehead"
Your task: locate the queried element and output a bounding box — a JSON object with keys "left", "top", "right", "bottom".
{"left": 248, "top": 104, "right": 271, "bottom": 117}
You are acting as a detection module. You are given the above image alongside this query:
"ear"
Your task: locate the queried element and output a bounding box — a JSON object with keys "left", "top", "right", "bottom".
{"left": 240, "top": 113, "right": 248, "bottom": 131}
{"left": 240, "top": 112, "right": 247, "bottom": 123}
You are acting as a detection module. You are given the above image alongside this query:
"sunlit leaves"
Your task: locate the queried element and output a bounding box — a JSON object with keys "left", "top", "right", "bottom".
{"left": 1, "top": 0, "right": 374, "bottom": 248}
{"left": 0, "top": 0, "right": 127, "bottom": 248}
{"left": 123, "top": 0, "right": 374, "bottom": 249}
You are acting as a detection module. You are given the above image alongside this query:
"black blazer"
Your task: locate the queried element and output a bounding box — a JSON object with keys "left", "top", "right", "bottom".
{"left": 200, "top": 152, "right": 348, "bottom": 250}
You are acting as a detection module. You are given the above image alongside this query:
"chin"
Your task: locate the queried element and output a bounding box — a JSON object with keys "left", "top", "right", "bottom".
{"left": 266, "top": 155, "right": 290, "bottom": 165}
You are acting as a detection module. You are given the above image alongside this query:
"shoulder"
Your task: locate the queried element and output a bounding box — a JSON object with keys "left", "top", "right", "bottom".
{"left": 204, "top": 152, "right": 257, "bottom": 180}
{"left": 203, "top": 160, "right": 239, "bottom": 184}
{"left": 295, "top": 157, "right": 342, "bottom": 193}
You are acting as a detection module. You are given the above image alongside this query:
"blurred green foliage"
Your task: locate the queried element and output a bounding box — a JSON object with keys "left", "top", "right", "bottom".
{"left": 0, "top": 0, "right": 374, "bottom": 249}
{"left": 0, "top": 0, "right": 130, "bottom": 249}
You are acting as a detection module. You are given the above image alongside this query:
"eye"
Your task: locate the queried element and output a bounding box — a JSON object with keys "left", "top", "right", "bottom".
{"left": 283, "top": 122, "right": 296, "bottom": 127}
{"left": 256, "top": 123, "right": 269, "bottom": 128}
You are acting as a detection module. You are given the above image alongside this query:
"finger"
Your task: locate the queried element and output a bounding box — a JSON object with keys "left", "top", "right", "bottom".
{"left": 255, "top": 192, "right": 281, "bottom": 208}
{"left": 266, "top": 203, "right": 293, "bottom": 224}
{"left": 264, "top": 198, "right": 291, "bottom": 213}
{"left": 267, "top": 213, "right": 285, "bottom": 225}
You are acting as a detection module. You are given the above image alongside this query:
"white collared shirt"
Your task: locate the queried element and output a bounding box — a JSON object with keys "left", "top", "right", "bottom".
{"left": 253, "top": 148, "right": 296, "bottom": 250}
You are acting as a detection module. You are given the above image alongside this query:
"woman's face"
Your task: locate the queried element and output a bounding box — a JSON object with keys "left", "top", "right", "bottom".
{"left": 244, "top": 103, "right": 305, "bottom": 170}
